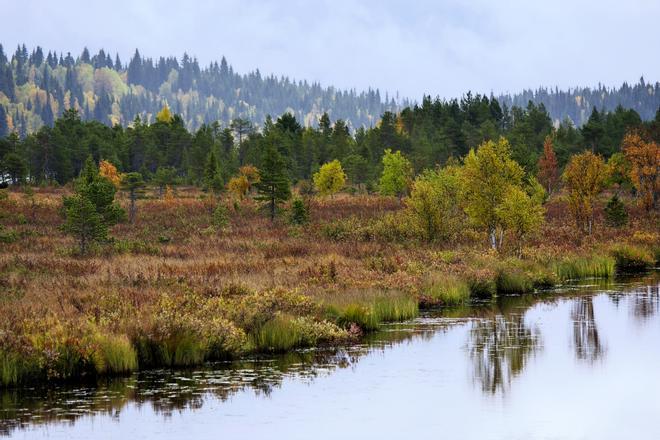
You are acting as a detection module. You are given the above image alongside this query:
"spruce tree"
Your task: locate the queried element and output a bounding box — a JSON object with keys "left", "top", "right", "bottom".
{"left": 121, "top": 172, "right": 145, "bottom": 223}
{"left": 255, "top": 144, "right": 291, "bottom": 221}
{"left": 62, "top": 194, "right": 107, "bottom": 255}
{"left": 604, "top": 195, "right": 628, "bottom": 228}
{"left": 204, "top": 150, "right": 223, "bottom": 193}
{"left": 0, "top": 105, "right": 7, "bottom": 137}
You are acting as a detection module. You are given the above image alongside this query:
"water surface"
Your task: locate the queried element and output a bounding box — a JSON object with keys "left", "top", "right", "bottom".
{"left": 3, "top": 275, "right": 659, "bottom": 439}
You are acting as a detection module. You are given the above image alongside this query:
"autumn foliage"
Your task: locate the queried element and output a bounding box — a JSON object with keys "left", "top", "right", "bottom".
{"left": 537, "top": 136, "right": 559, "bottom": 194}
{"left": 622, "top": 132, "right": 659, "bottom": 211}
{"left": 562, "top": 151, "right": 609, "bottom": 234}
{"left": 98, "top": 160, "right": 121, "bottom": 188}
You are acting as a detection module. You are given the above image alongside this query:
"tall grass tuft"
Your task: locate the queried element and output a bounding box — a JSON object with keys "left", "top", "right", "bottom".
{"left": 423, "top": 273, "right": 470, "bottom": 305}
{"left": 171, "top": 334, "right": 206, "bottom": 366}
{"left": 324, "top": 290, "right": 418, "bottom": 331}
{"left": 496, "top": 269, "right": 534, "bottom": 294}
{"left": 92, "top": 334, "right": 138, "bottom": 374}
{"left": 465, "top": 269, "right": 497, "bottom": 298}
{"left": 254, "top": 315, "right": 303, "bottom": 352}
{"left": 0, "top": 351, "right": 22, "bottom": 387}
{"left": 610, "top": 245, "right": 655, "bottom": 273}
{"left": 372, "top": 296, "right": 419, "bottom": 322}
{"left": 554, "top": 255, "right": 615, "bottom": 281}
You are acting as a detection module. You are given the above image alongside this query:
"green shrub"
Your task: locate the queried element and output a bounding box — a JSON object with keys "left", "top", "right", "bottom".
{"left": 113, "top": 239, "right": 159, "bottom": 255}
{"left": 0, "top": 226, "right": 18, "bottom": 243}
{"left": 610, "top": 245, "right": 654, "bottom": 272}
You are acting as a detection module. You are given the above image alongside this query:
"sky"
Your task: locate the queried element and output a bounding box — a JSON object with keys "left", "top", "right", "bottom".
{"left": 3, "top": 0, "right": 659, "bottom": 101}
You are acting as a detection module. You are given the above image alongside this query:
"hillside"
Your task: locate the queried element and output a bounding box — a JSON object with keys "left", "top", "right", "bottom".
{"left": 0, "top": 44, "right": 402, "bottom": 137}
{"left": 0, "top": 44, "right": 658, "bottom": 139}
{"left": 499, "top": 79, "right": 660, "bottom": 126}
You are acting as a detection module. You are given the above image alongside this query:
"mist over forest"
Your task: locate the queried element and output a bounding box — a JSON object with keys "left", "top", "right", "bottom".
{"left": 0, "top": 43, "right": 658, "bottom": 138}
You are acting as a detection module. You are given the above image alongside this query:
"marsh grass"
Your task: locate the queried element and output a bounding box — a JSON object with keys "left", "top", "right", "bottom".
{"left": 554, "top": 255, "right": 615, "bottom": 281}
{"left": 610, "top": 245, "right": 655, "bottom": 272}
{"left": 423, "top": 273, "right": 470, "bottom": 306}
{"left": 494, "top": 259, "right": 558, "bottom": 294}
{"left": 254, "top": 315, "right": 304, "bottom": 352}
{"left": 92, "top": 334, "right": 138, "bottom": 374}
{"left": 171, "top": 335, "right": 207, "bottom": 366}
{"left": 323, "top": 290, "right": 418, "bottom": 331}
{"left": 465, "top": 270, "right": 497, "bottom": 298}
{"left": 0, "top": 188, "right": 657, "bottom": 388}
{"left": 0, "top": 352, "right": 24, "bottom": 387}
{"left": 496, "top": 269, "right": 534, "bottom": 294}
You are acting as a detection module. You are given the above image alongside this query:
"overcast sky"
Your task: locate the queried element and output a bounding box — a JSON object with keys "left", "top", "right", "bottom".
{"left": 3, "top": 0, "right": 659, "bottom": 101}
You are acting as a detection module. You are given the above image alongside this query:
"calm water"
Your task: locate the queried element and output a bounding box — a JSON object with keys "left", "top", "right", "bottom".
{"left": 3, "top": 274, "right": 659, "bottom": 440}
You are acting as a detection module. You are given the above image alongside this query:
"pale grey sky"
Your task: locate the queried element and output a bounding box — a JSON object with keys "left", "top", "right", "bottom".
{"left": 3, "top": 0, "right": 659, "bottom": 100}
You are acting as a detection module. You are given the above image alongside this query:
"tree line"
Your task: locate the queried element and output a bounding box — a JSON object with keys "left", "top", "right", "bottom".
{"left": 1, "top": 96, "right": 654, "bottom": 255}
{"left": 53, "top": 121, "right": 658, "bottom": 256}
{"left": 1, "top": 92, "right": 658, "bottom": 189}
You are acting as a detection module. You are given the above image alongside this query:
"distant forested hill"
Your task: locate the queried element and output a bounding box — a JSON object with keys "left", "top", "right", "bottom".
{"left": 0, "top": 43, "right": 658, "bottom": 139}
{"left": 498, "top": 79, "right": 660, "bottom": 126}
{"left": 0, "top": 44, "right": 403, "bottom": 137}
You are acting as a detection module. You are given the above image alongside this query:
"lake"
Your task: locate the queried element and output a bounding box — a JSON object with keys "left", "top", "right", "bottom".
{"left": 3, "top": 274, "right": 659, "bottom": 439}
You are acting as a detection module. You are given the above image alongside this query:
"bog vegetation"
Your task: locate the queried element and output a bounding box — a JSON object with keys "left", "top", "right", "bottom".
{"left": 0, "top": 95, "right": 658, "bottom": 388}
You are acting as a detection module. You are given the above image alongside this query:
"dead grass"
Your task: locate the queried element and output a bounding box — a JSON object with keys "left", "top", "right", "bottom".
{"left": 0, "top": 186, "right": 657, "bottom": 385}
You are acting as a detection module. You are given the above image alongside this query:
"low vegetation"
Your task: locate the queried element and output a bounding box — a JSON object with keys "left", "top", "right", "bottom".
{"left": 0, "top": 104, "right": 658, "bottom": 389}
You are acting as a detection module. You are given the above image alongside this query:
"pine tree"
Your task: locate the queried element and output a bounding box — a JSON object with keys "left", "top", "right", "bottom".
{"left": 255, "top": 144, "right": 291, "bottom": 221}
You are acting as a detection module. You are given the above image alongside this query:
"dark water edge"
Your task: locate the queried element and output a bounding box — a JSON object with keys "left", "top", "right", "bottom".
{"left": 2, "top": 272, "right": 658, "bottom": 439}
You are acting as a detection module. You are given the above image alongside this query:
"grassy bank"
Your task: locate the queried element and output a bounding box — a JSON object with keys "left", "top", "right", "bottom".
{"left": 0, "top": 188, "right": 657, "bottom": 387}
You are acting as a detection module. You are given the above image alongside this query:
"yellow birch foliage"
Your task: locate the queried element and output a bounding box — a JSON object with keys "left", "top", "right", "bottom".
{"left": 228, "top": 175, "right": 250, "bottom": 199}
{"left": 562, "top": 151, "right": 608, "bottom": 233}
{"left": 313, "top": 160, "right": 346, "bottom": 196}
{"left": 99, "top": 160, "right": 121, "bottom": 188}
{"left": 239, "top": 165, "right": 260, "bottom": 186}
{"left": 622, "top": 132, "right": 659, "bottom": 211}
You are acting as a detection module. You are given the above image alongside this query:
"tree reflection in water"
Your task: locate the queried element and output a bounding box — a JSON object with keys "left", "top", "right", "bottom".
{"left": 467, "top": 313, "right": 541, "bottom": 395}
{"left": 630, "top": 283, "right": 659, "bottom": 322}
{"left": 0, "top": 322, "right": 444, "bottom": 436}
{"left": 1, "top": 275, "right": 657, "bottom": 436}
{"left": 571, "top": 297, "right": 605, "bottom": 363}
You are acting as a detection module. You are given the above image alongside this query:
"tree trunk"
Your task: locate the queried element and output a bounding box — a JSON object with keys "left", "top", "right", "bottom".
{"left": 489, "top": 229, "right": 497, "bottom": 250}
